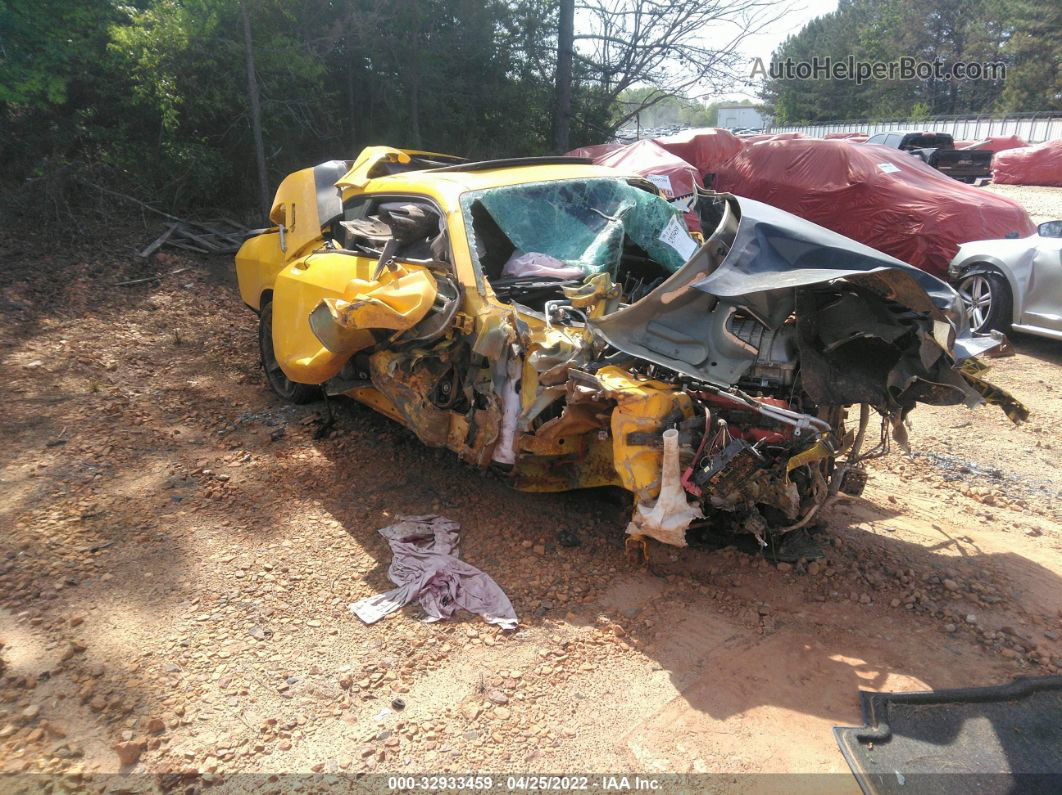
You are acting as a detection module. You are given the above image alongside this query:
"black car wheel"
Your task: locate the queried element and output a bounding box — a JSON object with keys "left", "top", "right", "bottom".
{"left": 258, "top": 298, "right": 320, "bottom": 404}
{"left": 957, "top": 270, "right": 1012, "bottom": 333}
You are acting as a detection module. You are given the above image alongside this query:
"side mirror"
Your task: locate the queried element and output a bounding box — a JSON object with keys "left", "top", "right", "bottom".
{"left": 1037, "top": 220, "right": 1062, "bottom": 239}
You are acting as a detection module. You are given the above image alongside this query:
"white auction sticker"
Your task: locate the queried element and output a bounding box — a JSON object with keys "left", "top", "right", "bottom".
{"left": 646, "top": 173, "right": 675, "bottom": 198}
{"left": 658, "top": 215, "right": 698, "bottom": 260}
{"left": 877, "top": 162, "right": 900, "bottom": 173}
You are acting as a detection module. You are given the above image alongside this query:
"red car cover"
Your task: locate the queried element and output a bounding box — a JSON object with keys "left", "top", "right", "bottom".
{"left": 738, "top": 132, "right": 807, "bottom": 144}
{"left": 595, "top": 140, "right": 704, "bottom": 231}
{"left": 992, "top": 139, "right": 1062, "bottom": 187}
{"left": 652, "top": 129, "right": 743, "bottom": 179}
{"left": 713, "top": 139, "right": 1035, "bottom": 277}
{"left": 960, "top": 135, "right": 1026, "bottom": 153}
{"left": 565, "top": 143, "right": 623, "bottom": 160}
{"left": 824, "top": 132, "right": 866, "bottom": 140}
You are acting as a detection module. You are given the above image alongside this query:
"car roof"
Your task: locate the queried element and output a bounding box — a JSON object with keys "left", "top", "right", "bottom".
{"left": 357, "top": 161, "right": 633, "bottom": 202}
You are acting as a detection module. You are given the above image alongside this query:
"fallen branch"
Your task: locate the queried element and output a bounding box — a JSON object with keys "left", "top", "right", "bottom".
{"left": 113, "top": 267, "right": 189, "bottom": 287}
{"left": 79, "top": 179, "right": 185, "bottom": 223}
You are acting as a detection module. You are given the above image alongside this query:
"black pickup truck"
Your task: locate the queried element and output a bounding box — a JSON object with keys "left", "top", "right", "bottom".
{"left": 865, "top": 131, "right": 992, "bottom": 182}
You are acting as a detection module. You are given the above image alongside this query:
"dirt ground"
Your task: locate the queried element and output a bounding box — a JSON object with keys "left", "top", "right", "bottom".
{"left": 1, "top": 186, "right": 1061, "bottom": 787}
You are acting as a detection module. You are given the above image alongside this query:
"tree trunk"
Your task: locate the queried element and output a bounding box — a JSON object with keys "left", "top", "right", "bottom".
{"left": 407, "top": 9, "right": 423, "bottom": 149}
{"left": 409, "top": 71, "right": 422, "bottom": 148}
{"left": 240, "top": 1, "right": 270, "bottom": 218}
{"left": 551, "top": 0, "right": 574, "bottom": 153}
{"left": 346, "top": 53, "right": 358, "bottom": 154}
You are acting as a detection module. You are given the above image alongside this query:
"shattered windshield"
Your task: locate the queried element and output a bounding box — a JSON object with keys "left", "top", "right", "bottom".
{"left": 459, "top": 178, "right": 697, "bottom": 287}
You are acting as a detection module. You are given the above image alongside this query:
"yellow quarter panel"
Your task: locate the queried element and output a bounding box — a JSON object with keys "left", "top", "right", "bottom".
{"left": 272, "top": 253, "right": 438, "bottom": 385}
{"left": 235, "top": 231, "right": 284, "bottom": 310}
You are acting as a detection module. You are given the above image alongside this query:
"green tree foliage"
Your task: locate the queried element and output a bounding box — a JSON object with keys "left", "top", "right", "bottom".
{"left": 0, "top": 0, "right": 610, "bottom": 214}
{"left": 998, "top": 0, "right": 1062, "bottom": 112}
{"left": 760, "top": 0, "right": 1057, "bottom": 124}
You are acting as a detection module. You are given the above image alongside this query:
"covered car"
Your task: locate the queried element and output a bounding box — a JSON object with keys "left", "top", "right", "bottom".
{"left": 594, "top": 139, "right": 703, "bottom": 231}
{"left": 713, "top": 138, "right": 1035, "bottom": 277}
{"left": 992, "top": 140, "right": 1062, "bottom": 187}
{"left": 235, "top": 147, "right": 1020, "bottom": 558}
{"left": 740, "top": 132, "right": 806, "bottom": 144}
{"left": 960, "top": 135, "right": 1026, "bottom": 154}
{"left": 653, "top": 128, "right": 743, "bottom": 184}
{"left": 565, "top": 143, "right": 623, "bottom": 160}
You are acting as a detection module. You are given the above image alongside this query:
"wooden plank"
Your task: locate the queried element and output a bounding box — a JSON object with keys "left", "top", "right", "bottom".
{"left": 138, "top": 222, "right": 178, "bottom": 258}
{"left": 190, "top": 228, "right": 245, "bottom": 246}
{"left": 187, "top": 219, "right": 244, "bottom": 244}
{"left": 172, "top": 225, "right": 223, "bottom": 251}
{"left": 165, "top": 239, "right": 211, "bottom": 254}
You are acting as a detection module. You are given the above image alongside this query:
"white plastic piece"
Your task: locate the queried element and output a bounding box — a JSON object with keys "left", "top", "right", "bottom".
{"left": 625, "top": 428, "right": 702, "bottom": 547}
{"left": 491, "top": 355, "right": 522, "bottom": 465}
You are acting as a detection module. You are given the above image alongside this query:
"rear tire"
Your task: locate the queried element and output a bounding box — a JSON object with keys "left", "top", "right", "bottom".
{"left": 957, "top": 270, "right": 1011, "bottom": 333}
{"left": 258, "top": 298, "right": 320, "bottom": 404}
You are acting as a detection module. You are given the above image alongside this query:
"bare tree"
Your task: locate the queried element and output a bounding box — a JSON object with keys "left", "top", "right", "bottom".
{"left": 567, "top": 0, "right": 788, "bottom": 136}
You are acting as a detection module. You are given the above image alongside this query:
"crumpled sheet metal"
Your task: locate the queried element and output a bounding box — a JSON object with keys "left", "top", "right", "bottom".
{"left": 311, "top": 266, "right": 438, "bottom": 357}
{"left": 349, "top": 515, "right": 518, "bottom": 630}
{"left": 594, "top": 365, "right": 694, "bottom": 502}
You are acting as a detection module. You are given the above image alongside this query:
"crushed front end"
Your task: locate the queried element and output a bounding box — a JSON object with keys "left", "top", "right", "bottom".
{"left": 482, "top": 190, "right": 1022, "bottom": 552}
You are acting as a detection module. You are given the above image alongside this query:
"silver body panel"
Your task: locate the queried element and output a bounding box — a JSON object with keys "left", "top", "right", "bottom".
{"left": 948, "top": 232, "right": 1062, "bottom": 339}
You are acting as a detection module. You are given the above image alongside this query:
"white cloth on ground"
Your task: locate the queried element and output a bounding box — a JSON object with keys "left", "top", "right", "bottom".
{"left": 349, "top": 515, "right": 518, "bottom": 630}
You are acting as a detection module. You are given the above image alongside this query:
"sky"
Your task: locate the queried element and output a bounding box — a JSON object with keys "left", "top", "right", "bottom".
{"left": 571, "top": 0, "right": 842, "bottom": 106}
{"left": 715, "top": 0, "right": 840, "bottom": 102}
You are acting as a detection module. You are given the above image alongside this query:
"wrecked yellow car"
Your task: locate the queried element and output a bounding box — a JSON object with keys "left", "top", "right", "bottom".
{"left": 236, "top": 146, "right": 1012, "bottom": 554}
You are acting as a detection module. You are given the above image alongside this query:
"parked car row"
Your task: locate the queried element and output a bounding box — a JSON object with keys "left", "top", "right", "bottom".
{"left": 864, "top": 131, "right": 992, "bottom": 183}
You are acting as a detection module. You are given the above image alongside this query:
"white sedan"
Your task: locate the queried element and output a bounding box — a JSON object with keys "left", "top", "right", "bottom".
{"left": 948, "top": 221, "right": 1062, "bottom": 341}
